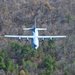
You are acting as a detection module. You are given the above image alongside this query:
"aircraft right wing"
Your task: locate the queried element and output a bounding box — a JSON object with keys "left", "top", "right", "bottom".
{"left": 37, "top": 36, "right": 66, "bottom": 38}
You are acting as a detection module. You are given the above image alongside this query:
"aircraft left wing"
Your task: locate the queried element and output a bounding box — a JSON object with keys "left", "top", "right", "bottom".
{"left": 4, "top": 35, "right": 34, "bottom": 39}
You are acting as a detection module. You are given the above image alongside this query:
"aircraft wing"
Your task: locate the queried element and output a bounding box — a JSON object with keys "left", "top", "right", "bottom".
{"left": 4, "top": 35, "right": 34, "bottom": 39}
{"left": 37, "top": 36, "right": 66, "bottom": 39}
{"left": 4, "top": 35, "right": 66, "bottom": 39}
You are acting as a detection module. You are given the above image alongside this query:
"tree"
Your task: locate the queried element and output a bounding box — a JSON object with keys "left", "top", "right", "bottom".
{"left": 21, "top": 59, "right": 33, "bottom": 75}
{"left": 25, "top": 69, "right": 30, "bottom": 75}
{"left": 41, "top": 41, "right": 48, "bottom": 50}
{"left": 45, "top": 1, "right": 54, "bottom": 10}
{"left": 0, "top": 56, "right": 6, "bottom": 70}
{"left": 47, "top": 39, "right": 56, "bottom": 57}
{"left": 38, "top": 69, "right": 46, "bottom": 75}
{"left": 43, "top": 55, "right": 57, "bottom": 75}
{"left": 25, "top": 60, "right": 33, "bottom": 71}
{"left": 22, "top": 59, "right": 33, "bottom": 71}
{"left": 5, "top": 58, "right": 14, "bottom": 75}
{"left": 0, "top": 50, "right": 8, "bottom": 70}
{"left": 66, "top": 15, "right": 72, "bottom": 23}
{"left": 22, "top": 58, "right": 26, "bottom": 70}
{"left": 14, "top": 64, "right": 19, "bottom": 75}
{"left": 0, "top": 50, "right": 7, "bottom": 58}
{"left": 64, "top": 70, "right": 70, "bottom": 75}
{"left": 10, "top": 64, "right": 19, "bottom": 75}
{"left": 20, "top": 70, "right": 25, "bottom": 75}
{"left": 10, "top": 42, "right": 22, "bottom": 55}
{"left": 47, "top": 39, "right": 56, "bottom": 50}
{"left": 21, "top": 44, "right": 34, "bottom": 60}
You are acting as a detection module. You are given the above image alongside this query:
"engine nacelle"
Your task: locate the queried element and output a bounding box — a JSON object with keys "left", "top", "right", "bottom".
{"left": 42, "top": 38, "right": 44, "bottom": 41}
{"left": 50, "top": 38, "right": 52, "bottom": 40}
{"left": 26, "top": 38, "right": 29, "bottom": 41}
{"left": 19, "top": 37, "right": 21, "bottom": 40}
{"left": 18, "top": 37, "right": 21, "bottom": 41}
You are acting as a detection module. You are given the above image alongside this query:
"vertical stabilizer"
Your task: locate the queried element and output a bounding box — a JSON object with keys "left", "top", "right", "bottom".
{"left": 34, "top": 18, "right": 36, "bottom": 28}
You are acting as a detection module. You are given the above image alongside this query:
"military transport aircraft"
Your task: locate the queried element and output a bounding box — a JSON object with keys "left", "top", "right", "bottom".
{"left": 4, "top": 18, "right": 66, "bottom": 49}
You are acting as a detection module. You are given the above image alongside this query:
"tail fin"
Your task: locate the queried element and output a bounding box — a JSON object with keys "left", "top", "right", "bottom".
{"left": 34, "top": 18, "right": 36, "bottom": 28}
{"left": 23, "top": 18, "right": 37, "bottom": 30}
{"left": 23, "top": 18, "right": 47, "bottom": 31}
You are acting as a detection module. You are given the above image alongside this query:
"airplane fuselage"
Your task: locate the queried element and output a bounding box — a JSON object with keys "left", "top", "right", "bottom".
{"left": 32, "top": 28, "right": 39, "bottom": 49}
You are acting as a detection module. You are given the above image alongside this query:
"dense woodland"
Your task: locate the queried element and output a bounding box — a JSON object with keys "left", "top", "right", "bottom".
{"left": 0, "top": 0, "right": 75, "bottom": 75}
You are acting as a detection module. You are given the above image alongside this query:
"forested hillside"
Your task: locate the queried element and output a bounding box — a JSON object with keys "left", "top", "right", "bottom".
{"left": 0, "top": 0, "right": 75, "bottom": 75}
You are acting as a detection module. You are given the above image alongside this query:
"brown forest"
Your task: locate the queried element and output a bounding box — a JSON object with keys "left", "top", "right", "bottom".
{"left": 0, "top": 0, "right": 75, "bottom": 75}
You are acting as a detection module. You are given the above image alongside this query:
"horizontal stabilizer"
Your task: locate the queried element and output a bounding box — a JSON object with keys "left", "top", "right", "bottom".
{"left": 36, "top": 28, "right": 47, "bottom": 30}
{"left": 23, "top": 28, "right": 33, "bottom": 30}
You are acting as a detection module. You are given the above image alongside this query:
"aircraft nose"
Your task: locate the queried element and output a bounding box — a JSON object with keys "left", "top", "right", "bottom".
{"left": 35, "top": 47, "right": 38, "bottom": 49}
{"left": 34, "top": 44, "right": 38, "bottom": 49}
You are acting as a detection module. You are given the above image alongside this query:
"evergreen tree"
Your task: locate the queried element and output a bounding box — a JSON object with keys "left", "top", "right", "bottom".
{"left": 0, "top": 50, "right": 7, "bottom": 58}
{"left": 0, "top": 56, "right": 6, "bottom": 70}
{"left": 5, "top": 58, "right": 14, "bottom": 74}
{"left": 10, "top": 42, "right": 22, "bottom": 55}
{"left": 43, "top": 55, "right": 57, "bottom": 75}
